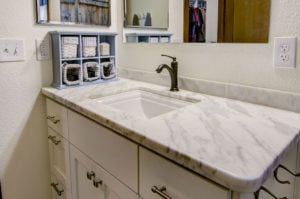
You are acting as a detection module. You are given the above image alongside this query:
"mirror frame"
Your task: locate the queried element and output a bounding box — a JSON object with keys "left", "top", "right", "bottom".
{"left": 36, "top": 0, "right": 111, "bottom": 27}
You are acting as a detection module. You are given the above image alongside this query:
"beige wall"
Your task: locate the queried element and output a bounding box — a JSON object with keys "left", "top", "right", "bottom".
{"left": 0, "top": 1, "right": 117, "bottom": 199}
{"left": 118, "top": 0, "right": 300, "bottom": 93}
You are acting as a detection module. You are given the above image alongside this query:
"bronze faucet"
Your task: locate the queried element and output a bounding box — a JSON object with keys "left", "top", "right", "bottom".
{"left": 156, "top": 54, "right": 179, "bottom": 91}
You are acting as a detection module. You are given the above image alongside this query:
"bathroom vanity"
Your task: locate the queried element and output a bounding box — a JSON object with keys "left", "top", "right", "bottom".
{"left": 43, "top": 79, "right": 300, "bottom": 199}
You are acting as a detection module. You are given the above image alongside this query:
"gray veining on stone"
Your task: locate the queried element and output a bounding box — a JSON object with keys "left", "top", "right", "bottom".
{"left": 42, "top": 78, "right": 300, "bottom": 193}
{"left": 118, "top": 68, "right": 300, "bottom": 113}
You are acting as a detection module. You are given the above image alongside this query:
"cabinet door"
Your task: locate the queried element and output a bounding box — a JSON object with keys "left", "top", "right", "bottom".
{"left": 68, "top": 110, "right": 138, "bottom": 192}
{"left": 70, "top": 145, "right": 139, "bottom": 199}
{"left": 139, "top": 147, "right": 230, "bottom": 199}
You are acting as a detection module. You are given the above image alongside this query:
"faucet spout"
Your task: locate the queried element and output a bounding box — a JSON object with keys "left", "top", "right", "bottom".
{"left": 156, "top": 64, "right": 171, "bottom": 73}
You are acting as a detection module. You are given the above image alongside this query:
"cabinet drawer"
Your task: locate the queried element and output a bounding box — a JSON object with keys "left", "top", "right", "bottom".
{"left": 48, "top": 128, "right": 70, "bottom": 179}
{"left": 46, "top": 99, "right": 68, "bottom": 138}
{"left": 68, "top": 110, "right": 138, "bottom": 192}
{"left": 70, "top": 145, "right": 139, "bottom": 199}
{"left": 139, "top": 147, "right": 230, "bottom": 199}
{"left": 50, "top": 169, "right": 70, "bottom": 199}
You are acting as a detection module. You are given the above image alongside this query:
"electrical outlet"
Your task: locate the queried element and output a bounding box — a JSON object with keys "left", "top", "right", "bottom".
{"left": 280, "top": 54, "right": 289, "bottom": 62}
{"left": 274, "top": 37, "right": 297, "bottom": 68}
{"left": 0, "top": 39, "right": 24, "bottom": 62}
{"left": 36, "top": 39, "right": 51, "bottom": 61}
{"left": 280, "top": 44, "right": 289, "bottom": 53}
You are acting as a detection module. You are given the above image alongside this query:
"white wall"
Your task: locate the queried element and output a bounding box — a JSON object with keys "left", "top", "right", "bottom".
{"left": 206, "top": 0, "right": 218, "bottom": 43}
{"left": 0, "top": 1, "right": 117, "bottom": 199}
{"left": 118, "top": 0, "right": 300, "bottom": 93}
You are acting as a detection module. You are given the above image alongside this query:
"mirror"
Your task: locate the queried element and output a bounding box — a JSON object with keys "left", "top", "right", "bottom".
{"left": 36, "top": 0, "right": 111, "bottom": 26}
{"left": 123, "top": 0, "right": 271, "bottom": 43}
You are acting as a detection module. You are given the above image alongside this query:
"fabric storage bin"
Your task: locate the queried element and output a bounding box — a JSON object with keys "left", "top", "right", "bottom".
{"left": 99, "top": 42, "right": 110, "bottom": 56}
{"left": 82, "top": 37, "right": 97, "bottom": 57}
{"left": 101, "top": 61, "right": 115, "bottom": 80}
{"left": 83, "top": 62, "right": 100, "bottom": 81}
{"left": 62, "top": 62, "right": 82, "bottom": 86}
{"left": 61, "top": 37, "right": 79, "bottom": 58}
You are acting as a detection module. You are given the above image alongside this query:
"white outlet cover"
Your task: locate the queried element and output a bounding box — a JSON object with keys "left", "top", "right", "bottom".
{"left": 36, "top": 39, "right": 51, "bottom": 61}
{"left": 274, "top": 37, "right": 297, "bottom": 68}
{"left": 0, "top": 39, "right": 25, "bottom": 62}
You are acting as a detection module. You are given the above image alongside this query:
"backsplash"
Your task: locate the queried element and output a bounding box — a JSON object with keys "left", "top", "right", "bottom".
{"left": 118, "top": 68, "right": 300, "bottom": 113}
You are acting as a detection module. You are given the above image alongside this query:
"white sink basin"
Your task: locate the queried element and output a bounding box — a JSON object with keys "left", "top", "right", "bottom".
{"left": 95, "top": 90, "right": 196, "bottom": 119}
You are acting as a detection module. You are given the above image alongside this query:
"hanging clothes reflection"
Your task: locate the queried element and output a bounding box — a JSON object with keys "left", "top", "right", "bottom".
{"left": 189, "top": 0, "right": 206, "bottom": 42}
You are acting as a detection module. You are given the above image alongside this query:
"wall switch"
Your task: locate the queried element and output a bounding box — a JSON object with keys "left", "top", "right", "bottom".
{"left": 274, "top": 37, "right": 297, "bottom": 68}
{"left": 0, "top": 39, "right": 24, "bottom": 62}
{"left": 36, "top": 39, "right": 51, "bottom": 61}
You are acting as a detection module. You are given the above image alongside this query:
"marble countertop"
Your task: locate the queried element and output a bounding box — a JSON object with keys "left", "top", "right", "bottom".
{"left": 42, "top": 78, "right": 300, "bottom": 193}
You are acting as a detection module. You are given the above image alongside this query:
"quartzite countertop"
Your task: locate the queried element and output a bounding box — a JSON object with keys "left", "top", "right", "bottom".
{"left": 42, "top": 78, "right": 300, "bottom": 193}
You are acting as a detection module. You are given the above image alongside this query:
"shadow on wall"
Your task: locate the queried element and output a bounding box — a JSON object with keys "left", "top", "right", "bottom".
{"left": 2, "top": 95, "right": 51, "bottom": 199}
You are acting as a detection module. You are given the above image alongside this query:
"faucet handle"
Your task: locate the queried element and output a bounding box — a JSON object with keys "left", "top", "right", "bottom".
{"left": 161, "top": 54, "right": 177, "bottom": 61}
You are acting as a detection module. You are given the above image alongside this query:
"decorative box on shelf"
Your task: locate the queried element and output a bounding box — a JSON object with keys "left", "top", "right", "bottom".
{"left": 50, "top": 31, "right": 117, "bottom": 89}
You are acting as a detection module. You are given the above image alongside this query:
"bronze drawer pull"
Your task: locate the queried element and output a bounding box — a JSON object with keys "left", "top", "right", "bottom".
{"left": 93, "top": 178, "right": 103, "bottom": 188}
{"left": 47, "top": 116, "right": 60, "bottom": 124}
{"left": 274, "top": 164, "right": 300, "bottom": 184}
{"left": 151, "top": 186, "right": 172, "bottom": 199}
{"left": 87, "top": 171, "right": 95, "bottom": 180}
{"left": 254, "top": 186, "right": 288, "bottom": 199}
{"left": 51, "top": 182, "right": 64, "bottom": 196}
{"left": 48, "top": 135, "right": 61, "bottom": 145}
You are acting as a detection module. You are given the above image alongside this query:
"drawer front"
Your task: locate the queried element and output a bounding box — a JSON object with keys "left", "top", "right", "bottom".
{"left": 139, "top": 147, "right": 230, "bottom": 199}
{"left": 48, "top": 128, "right": 70, "bottom": 179}
{"left": 68, "top": 110, "right": 138, "bottom": 192}
{"left": 50, "top": 169, "right": 70, "bottom": 199}
{"left": 70, "top": 145, "right": 139, "bottom": 199}
{"left": 46, "top": 99, "right": 68, "bottom": 138}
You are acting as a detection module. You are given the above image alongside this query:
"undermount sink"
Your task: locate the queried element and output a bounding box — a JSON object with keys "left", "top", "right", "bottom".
{"left": 95, "top": 89, "right": 197, "bottom": 119}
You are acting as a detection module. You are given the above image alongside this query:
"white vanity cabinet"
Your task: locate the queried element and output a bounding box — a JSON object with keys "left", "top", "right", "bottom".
{"left": 70, "top": 145, "right": 139, "bottom": 199}
{"left": 139, "top": 147, "right": 230, "bottom": 199}
{"left": 45, "top": 98, "right": 300, "bottom": 199}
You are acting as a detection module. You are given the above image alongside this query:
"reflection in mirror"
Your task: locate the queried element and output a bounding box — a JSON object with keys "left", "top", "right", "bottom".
{"left": 36, "top": 0, "right": 111, "bottom": 26}
{"left": 122, "top": 0, "right": 271, "bottom": 44}
{"left": 124, "top": 0, "right": 169, "bottom": 29}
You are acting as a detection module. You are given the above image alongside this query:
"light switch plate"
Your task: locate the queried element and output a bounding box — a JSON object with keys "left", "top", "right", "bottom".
{"left": 36, "top": 39, "right": 51, "bottom": 61}
{"left": 274, "top": 37, "right": 297, "bottom": 68}
{"left": 0, "top": 39, "right": 24, "bottom": 62}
